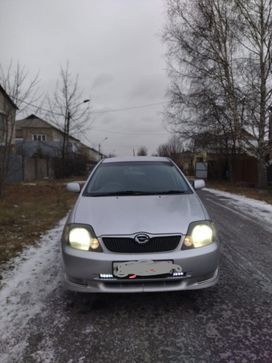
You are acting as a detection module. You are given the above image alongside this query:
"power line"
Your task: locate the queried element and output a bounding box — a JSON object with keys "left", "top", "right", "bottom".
{"left": 14, "top": 99, "right": 63, "bottom": 116}
{"left": 90, "top": 127, "right": 170, "bottom": 136}
{"left": 92, "top": 101, "right": 167, "bottom": 114}
{"left": 13, "top": 97, "right": 167, "bottom": 116}
{"left": 13, "top": 97, "right": 170, "bottom": 144}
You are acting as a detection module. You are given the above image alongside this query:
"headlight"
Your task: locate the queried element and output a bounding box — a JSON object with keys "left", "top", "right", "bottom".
{"left": 182, "top": 221, "right": 216, "bottom": 249}
{"left": 63, "top": 224, "right": 102, "bottom": 252}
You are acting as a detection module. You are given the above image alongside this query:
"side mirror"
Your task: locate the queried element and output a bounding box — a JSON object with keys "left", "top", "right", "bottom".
{"left": 193, "top": 179, "right": 206, "bottom": 190}
{"left": 66, "top": 182, "right": 81, "bottom": 193}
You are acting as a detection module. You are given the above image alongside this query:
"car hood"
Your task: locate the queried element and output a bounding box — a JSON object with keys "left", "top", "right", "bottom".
{"left": 71, "top": 194, "right": 207, "bottom": 236}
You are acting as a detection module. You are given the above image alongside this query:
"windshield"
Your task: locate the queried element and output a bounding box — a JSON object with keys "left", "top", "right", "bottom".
{"left": 83, "top": 161, "right": 192, "bottom": 196}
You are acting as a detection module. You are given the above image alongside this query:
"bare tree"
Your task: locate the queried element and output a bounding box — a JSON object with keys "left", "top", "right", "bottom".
{"left": 0, "top": 62, "right": 40, "bottom": 195}
{"left": 137, "top": 146, "right": 148, "bottom": 156}
{"left": 164, "top": 0, "right": 272, "bottom": 187}
{"left": 47, "top": 63, "right": 91, "bottom": 160}
{"left": 233, "top": 0, "right": 272, "bottom": 188}
{"left": 0, "top": 61, "right": 40, "bottom": 115}
{"left": 163, "top": 0, "right": 245, "bottom": 179}
{"left": 157, "top": 135, "right": 184, "bottom": 161}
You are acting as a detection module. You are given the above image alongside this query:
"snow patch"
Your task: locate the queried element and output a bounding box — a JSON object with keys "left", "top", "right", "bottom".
{"left": 204, "top": 188, "right": 272, "bottom": 229}
{"left": 0, "top": 217, "right": 66, "bottom": 363}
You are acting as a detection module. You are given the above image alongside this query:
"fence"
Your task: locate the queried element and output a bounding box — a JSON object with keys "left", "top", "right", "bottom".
{"left": 207, "top": 156, "right": 258, "bottom": 185}
{"left": 6, "top": 156, "right": 54, "bottom": 182}
{"left": 6, "top": 156, "right": 98, "bottom": 182}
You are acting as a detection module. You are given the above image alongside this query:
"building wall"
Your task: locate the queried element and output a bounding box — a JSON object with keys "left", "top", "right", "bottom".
{"left": 17, "top": 127, "right": 62, "bottom": 142}
{"left": 89, "top": 149, "right": 101, "bottom": 161}
{"left": 0, "top": 91, "right": 16, "bottom": 147}
{"left": 16, "top": 117, "right": 101, "bottom": 161}
{"left": 0, "top": 91, "right": 5, "bottom": 111}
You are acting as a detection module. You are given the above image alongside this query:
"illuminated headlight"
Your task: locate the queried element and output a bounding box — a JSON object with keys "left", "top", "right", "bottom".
{"left": 183, "top": 221, "right": 215, "bottom": 249}
{"left": 63, "top": 224, "right": 102, "bottom": 252}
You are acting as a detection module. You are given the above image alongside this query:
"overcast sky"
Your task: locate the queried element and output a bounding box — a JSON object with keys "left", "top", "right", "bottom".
{"left": 0, "top": 0, "right": 171, "bottom": 155}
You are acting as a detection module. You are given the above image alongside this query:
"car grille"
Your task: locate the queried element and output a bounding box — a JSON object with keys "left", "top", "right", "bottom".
{"left": 102, "top": 235, "right": 181, "bottom": 253}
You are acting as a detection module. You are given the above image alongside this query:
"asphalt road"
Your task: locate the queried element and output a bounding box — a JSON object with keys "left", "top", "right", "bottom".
{"left": 4, "top": 190, "right": 272, "bottom": 363}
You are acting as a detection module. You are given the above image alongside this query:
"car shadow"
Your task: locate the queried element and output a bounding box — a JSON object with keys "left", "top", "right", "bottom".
{"left": 61, "top": 286, "right": 220, "bottom": 316}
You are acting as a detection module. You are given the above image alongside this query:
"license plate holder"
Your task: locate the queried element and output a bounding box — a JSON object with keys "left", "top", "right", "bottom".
{"left": 112, "top": 260, "right": 182, "bottom": 278}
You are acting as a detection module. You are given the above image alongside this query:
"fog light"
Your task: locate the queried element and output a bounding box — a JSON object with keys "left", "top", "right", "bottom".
{"left": 184, "top": 236, "right": 193, "bottom": 247}
{"left": 90, "top": 238, "right": 100, "bottom": 250}
{"left": 99, "top": 274, "right": 114, "bottom": 279}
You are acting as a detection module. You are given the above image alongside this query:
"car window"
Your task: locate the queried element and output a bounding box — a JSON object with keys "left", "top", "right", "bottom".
{"left": 84, "top": 161, "right": 192, "bottom": 196}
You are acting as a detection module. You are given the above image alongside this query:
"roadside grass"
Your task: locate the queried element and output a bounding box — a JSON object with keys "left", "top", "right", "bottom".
{"left": 206, "top": 181, "right": 272, "bottom": 205}
{"left": 0, "top": 181, "right": 79, "bottom": 267}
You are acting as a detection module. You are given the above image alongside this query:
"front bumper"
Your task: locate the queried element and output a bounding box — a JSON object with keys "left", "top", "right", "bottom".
{"left": 62, "top": 242, "right": 219, "bottom": 293}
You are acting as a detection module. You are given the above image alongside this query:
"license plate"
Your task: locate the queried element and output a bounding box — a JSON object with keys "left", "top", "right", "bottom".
{"left": 113, "top": 260, "right": 182, "bottom": 278}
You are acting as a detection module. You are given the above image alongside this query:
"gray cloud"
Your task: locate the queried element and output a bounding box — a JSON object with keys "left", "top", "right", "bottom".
{"left": 129, "top": 74, "right": 168, "bottom": 102}
{"left": 92, "top": 74, "right": 115, "bottom": 90}
{"left": 0, "top": 0, "right": 170, "bottom": 155}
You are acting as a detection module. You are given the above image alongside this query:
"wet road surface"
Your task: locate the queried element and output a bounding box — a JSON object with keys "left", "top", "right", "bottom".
{"left": 1, "top": 190, "right": 272, "bottom": 363}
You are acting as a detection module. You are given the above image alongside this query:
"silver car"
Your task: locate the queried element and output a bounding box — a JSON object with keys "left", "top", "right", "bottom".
{"left": 62, "top": 156, "right": 219, "bottom": 293}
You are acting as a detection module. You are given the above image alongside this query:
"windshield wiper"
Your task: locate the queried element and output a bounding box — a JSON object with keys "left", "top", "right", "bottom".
{"left": 156, "top": 190, "right": 187, "bottom": 195}
{"left": 111, "top": 190, "right": 188, "bottom": 196}
{"left": 87, "top": 190, "right": 188, "bottom": 197}
{"left": 88, "top": 190, "right": 154, "bottom": 196}
{"left": 111, "top": 191, "right": 151, "bottom": 196}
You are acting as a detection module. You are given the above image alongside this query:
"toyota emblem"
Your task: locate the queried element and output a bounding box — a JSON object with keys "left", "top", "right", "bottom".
{"left": 134, "top": 234, "right": 150, "bottom": 244}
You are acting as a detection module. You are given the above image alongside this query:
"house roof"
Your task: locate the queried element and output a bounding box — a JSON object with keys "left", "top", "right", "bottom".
{"left": 16, "top": 114, "right": 102, "bottom": 155}
{"left": 16, "top": 113, "right": 64, "bottom": 131}
{"left": 0, "top": 84, "right": 18, "bottom": 110}
{"left": 16, "top": 114, "right": 54, "bottom": 129}
{"left": 16, "top": 114, "right": 81, "bottom": 142}
{"left": 79, "top": 142, "right": 104, "bottom": 156}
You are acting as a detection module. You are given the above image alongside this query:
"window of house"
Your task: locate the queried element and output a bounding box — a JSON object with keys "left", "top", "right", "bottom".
{"left": 32, "top": 134, "right": 47, "bottom": 141}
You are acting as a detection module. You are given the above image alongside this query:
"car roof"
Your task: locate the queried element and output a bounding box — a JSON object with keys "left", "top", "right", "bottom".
{"left": 101, "top": 156, "right": 170, "bottom": 163}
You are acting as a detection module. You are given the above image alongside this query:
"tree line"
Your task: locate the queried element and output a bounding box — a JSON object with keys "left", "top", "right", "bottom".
{"left": 163, "top": 0, "right": 272, "bottom": 188}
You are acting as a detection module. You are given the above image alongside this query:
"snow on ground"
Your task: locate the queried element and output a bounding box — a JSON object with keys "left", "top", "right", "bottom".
{"left": 205, "top": 188, "right": 272, "bottom": 229}
{"left": 0, "top": 189, "right": 271, "bottom": 362}
{"left": 0, "top": 217, "right": 66, "bottom": 363}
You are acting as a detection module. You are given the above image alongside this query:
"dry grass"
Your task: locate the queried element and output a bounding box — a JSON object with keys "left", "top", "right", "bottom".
{"left": 0, "top": 181, "right": 78, "bottom": 266}
{"left": 206, "top": 181, "right": 272, "bottom": 205}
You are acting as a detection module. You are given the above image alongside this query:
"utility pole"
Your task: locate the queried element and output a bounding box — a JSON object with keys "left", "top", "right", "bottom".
{"left": 98, "top": 137, "right": 108, "bottom": 159}
{"left": 62, "top": 100, "right": 89, "bottom": 161}
{"left": 62, "top": 110, "right": 71, "bottom": 160}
